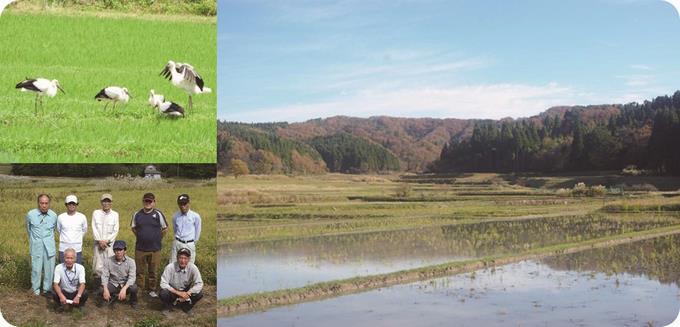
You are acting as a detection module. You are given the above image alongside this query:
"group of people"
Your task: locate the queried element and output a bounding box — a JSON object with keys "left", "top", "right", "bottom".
{"left": 26, "top": 192, "right": 204, "bottom": 316}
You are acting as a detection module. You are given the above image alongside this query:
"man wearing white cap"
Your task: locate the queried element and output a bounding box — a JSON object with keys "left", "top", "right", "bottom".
{"left": 57, "top": 195, "right": 88, "bottom": 264}
{"left": 92, "top": 193, "right": 119, "bottom": 283}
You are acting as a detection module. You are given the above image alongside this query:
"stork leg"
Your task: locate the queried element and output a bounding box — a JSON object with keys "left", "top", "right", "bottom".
{"left": 113, "top": 102, "right": 116, "bottom": 111}
{"left": 188, "top": 95, "right": 193, "bottom": 111}
{"left": 34, "top": 94, "right": 38, "bottom": 116}
{"left": 104, "top": 102, "right": 109, "bottom": 111}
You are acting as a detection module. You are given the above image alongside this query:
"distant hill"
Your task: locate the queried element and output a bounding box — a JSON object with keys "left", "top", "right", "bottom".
{"left": 278, "top": 116, "right": 474, "bottom": 171}
{"left": 218, "top": 91, "right": 680, "bottom": 175}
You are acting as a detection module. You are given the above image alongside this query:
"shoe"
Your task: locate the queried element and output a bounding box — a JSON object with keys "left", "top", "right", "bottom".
{"left": 78, "top": 306, "right": 86, "bottom": 315}
{"left": 130, "top": 302, "right": 138, "bottom": 309}
{"left": 32, "top": 290, "right": 40, "bottom": 296}
{"left": 185, "top": 308, "right": 194, "bottom": 317}
{"left": 55, "top": 306, "right": 64, "bottom": 313}
{"left": 161, "top": 309, "right": 171, "bottom": 317}
{"left": 148, "top": 291, "right": 158, "bottom": 298}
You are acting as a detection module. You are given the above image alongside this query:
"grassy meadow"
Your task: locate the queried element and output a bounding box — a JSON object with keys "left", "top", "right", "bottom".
{"left": 0, "top": 10, "right": 216, "bottom": 163}
{"left": 217, "top": 172, "right": 680, "bottom": 315}
{"left": 0, "top": 175, "right": 216, "bottom": 288}
{"left": 0, "top": 174, "right": 217, "bottom": 326}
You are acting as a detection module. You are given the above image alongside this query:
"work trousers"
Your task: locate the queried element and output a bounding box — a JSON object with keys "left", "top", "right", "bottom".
{"left": 135, "top": 250, "right": 161, "bottom": 292}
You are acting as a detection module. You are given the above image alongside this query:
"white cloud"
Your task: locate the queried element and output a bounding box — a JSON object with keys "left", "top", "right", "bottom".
{"left": 222, "top": 82, "right": 587, "bottom": 122}
{"left": 630, "top": 64, "right": 653, "bottom": 70}
{"left": 616, "top": 74, "right": 655, "bottom": 87}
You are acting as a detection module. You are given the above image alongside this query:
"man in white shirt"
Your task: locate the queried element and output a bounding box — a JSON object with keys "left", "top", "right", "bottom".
{"left": 171, "top": 194, "right": 201, "bottom": 264}
{"left": 57, "top": 195, "right": 88, "bottom": 264}
{"left": 52, "top": 248, "right": 88, "bottom": 313}
{"left": 92, "top": 193, "right": 119, "bottom": 283}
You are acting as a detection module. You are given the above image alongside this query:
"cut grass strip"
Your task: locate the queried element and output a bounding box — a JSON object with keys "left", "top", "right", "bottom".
{"left": 218, "top": 225, "right": 680, "bottom": 317}
{"left": 219, "top": 210, "right": 595, "bottom": 245}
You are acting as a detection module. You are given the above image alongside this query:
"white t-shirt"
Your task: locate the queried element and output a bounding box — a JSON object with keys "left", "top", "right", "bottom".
{"left": 53, "top": 263, "right": 86, "bottom": 293}
{"left": 57, "top": 212, "right": 88, "bottom": 252}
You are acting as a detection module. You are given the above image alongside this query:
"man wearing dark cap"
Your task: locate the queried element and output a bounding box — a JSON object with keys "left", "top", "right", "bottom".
{"left": 100, "top": 240, "right": 138, "bottom": 308}
{"left": 171, "top": 194, "right": 202, "bottom": 264}
{"left": 159, "top": 248, "right": 204, "bottom": 316}
{"left": 131, "top": 192, "right": 168, "bottom": 298}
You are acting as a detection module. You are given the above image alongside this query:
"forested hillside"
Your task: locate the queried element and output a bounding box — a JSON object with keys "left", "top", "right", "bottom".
{"left": 434, "top": 92, "right": 680, "bottom": 174}
{"left": 219, "top": 91, "right": 680, "bottom": 175}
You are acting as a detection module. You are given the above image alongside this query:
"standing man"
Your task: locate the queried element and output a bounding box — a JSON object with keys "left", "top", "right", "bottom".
{"left": 57, "top": 195, "right": 87, "bottom": 264}
{"left": 92, "top": 193, "right": 119, "bottom": 284}
{"left": 131, "top": 192, "right": 168, "bottom": 298}
{"left": 171, "top": 194, "right": 201, "bottom": 264}
{"left": 159, "top": 248, "right": 204, "bottom": 316}
{"left": 52, "top": 248, "right": 88, "bottom": 313}
{"left": 26, "top": 194, "right": 58, "bottom": 296}
{"left": 100, "top": 240, "right": 138, "bottom": 309}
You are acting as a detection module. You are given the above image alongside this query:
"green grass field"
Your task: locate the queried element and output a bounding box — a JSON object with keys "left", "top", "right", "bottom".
{"left": 0, "top": 11, "right": 216, "bottom": 162}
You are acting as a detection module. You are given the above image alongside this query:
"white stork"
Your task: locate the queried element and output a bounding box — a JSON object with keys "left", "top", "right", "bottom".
{"left": 95, "top": 86, "right": 131, "bottom": 110}
{"left": 0, "top": 0, "right": 16, "bottom": 16}
{"left": 160, "top": 60, "right": 211, "bottom": 111}
{"left": 15, "top": 78, "right": 65, "bottom": 115}
{"left": 148, "top": 89, "right": 185, "bottom": 117}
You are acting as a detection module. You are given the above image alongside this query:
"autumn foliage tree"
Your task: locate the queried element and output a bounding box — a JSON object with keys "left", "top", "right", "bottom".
{"left": 228, "top": 159, "right": 249, "bottom": 178}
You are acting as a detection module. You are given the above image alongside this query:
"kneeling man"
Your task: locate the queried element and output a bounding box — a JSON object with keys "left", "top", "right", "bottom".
{"left": 101, "top": 240, "right": 138, "bottom": 308}
{"left": 159, "top": 248, "right": 203, "bottom": 316}
{"left": 52, "top": 248, "right": 88, "bottom": 312}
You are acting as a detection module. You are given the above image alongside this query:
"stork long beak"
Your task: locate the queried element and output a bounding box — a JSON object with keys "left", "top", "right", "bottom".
{"left": 57, "top": 85, "right": 65, "bottom": 94}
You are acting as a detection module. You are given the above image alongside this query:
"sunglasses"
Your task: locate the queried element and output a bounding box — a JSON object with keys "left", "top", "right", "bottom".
{"left": 66, "top": 202, "right": 78, "bottom": 205}
{"left": 143, "top": 199, "right": 154, "bottom": 203}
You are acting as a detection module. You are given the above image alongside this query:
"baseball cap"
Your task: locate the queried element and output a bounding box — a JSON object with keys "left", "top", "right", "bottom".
{"left": 64, "top": 195, "right": 78, "bottom": 204}
{"left": 113, "top": 240, "right": 127, "bottom": 250}
{"left": 177, "top": 194, "right": 190, "bottom": 204}
{"left": 143, "top": 193, "right": 155, "bottom": 201}
{"left": 177, "top": 248, "right": 192, "bottom": 257}
{"left": 101, "top": 193, "right": 113, "bottom": 201}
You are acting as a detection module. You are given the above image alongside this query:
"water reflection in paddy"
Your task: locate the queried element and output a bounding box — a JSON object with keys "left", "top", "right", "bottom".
{"left": 220, "top": 234, "right": 680, "bottom": 326}
{"left": 218, "top": 215, "right": 675, "bottom": 298}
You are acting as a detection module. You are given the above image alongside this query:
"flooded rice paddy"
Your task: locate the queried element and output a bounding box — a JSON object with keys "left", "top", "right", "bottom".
{"left": 220, "top": 234, "right": 680, "bottom": 326}
{"left": 218, "top": 214, "right": 677, "bottom": 298}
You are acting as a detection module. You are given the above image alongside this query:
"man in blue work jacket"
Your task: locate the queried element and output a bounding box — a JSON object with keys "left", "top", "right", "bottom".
{"left": 26, "top": 193, "right": 58, "bottom": 296}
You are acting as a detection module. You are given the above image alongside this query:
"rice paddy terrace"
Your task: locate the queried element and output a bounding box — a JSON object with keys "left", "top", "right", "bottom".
{"left": 217, "top": 172, "right": 680, "bottom": 326}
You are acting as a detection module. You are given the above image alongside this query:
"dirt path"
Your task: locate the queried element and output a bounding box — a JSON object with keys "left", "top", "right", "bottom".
{"left": 1, "top": 285, "right": 216, "bottom": 326}
{"left": 218, "top": 226, "right": 680, "bottom": 317}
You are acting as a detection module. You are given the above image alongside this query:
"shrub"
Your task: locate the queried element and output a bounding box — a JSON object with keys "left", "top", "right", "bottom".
{"left": 394, "top": 184, "right": 412, "bottom": 198}
{"left": 556, "top": 188, "right": 571, "bottom": 197}
{"left": 588, "top": 185, "right": 607, "bottom": 197}
{"left": 571, "top": 182, "right": 589, "bottom": 197}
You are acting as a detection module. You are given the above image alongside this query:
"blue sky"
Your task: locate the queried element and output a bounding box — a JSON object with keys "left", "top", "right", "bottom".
{"left": 219, "top": 0, "right": 680, "bottom": 122}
